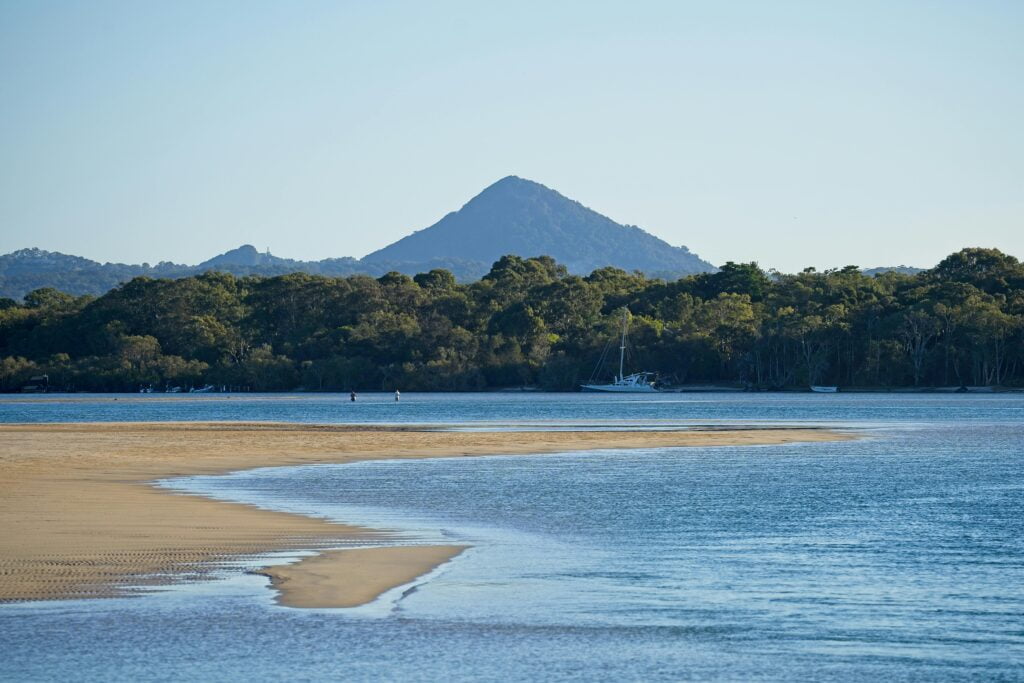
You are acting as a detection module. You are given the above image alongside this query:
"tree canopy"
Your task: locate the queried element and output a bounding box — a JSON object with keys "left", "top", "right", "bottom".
{"left": 1, "top": 248, "right": 1021, "bottom": 392}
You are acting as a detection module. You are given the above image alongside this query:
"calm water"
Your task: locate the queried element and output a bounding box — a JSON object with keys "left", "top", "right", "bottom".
{"left": 2, "top": 393, "right": 1023, "bottom": 681}
{"left": 2, "top": 390, "right": 1023, "bottom": 426}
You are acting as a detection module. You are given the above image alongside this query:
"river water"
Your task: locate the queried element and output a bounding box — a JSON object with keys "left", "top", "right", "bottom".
{"left": 1, "top": 393, "right": 1022, "bottom": 680}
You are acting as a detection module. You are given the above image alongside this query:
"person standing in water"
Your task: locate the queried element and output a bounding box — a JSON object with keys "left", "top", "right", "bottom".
{"left": 350, "top": 390, "right": 356, "bottom": 402}
{"left": 395, "top": 389, "right": 400, "bottom": 402}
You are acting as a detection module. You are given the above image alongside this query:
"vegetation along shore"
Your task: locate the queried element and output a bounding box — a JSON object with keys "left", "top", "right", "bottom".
{"left": 1, "top": 247, "right": 1021, "bottom": 392}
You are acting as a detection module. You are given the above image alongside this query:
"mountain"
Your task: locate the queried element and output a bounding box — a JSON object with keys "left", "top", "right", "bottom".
{"left": 0, "top": 176, "right": 715, "bottom": 300}
{"left": 0, "top": 248, "right": 188, "bottom": 301}
{"left": 198, "top": 244, "right": 288, "bottom": 268}
{"left": 363, "top": 176, "right": 713, "bottom": 277}
{"left": 0, "top": 246, "right": 365, "bottom": 300}
{"left": 863, "top": 265, "right": 925, "bottom": 277}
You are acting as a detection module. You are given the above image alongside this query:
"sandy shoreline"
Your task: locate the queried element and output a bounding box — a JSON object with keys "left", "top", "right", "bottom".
{"left": 0, "top": 422, "right": 851, "bottom": 607}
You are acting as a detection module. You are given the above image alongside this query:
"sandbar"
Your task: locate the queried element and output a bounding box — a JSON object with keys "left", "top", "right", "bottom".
{"left": 256, "top": 545, "right": 468, "bottom": 608}
{"left": 0, "top": 422, "right": 851, "bottom": 607}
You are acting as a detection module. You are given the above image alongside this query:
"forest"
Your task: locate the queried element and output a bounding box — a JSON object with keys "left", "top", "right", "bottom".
{"left": 0, "top": 248, "right": 1022, "bottom": 393}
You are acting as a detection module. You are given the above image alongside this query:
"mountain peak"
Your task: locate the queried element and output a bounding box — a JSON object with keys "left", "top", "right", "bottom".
{"left": 488, "top": 174, "right": 536, "bottom": 188}
{"left": 469, "top": 176, "right": 552, "bottom": 204}
{"left": 363, "top": 177, "right": 713, "bottom": 276}
{"left": 199, "top": 244, "right": 275, "bottom": 268}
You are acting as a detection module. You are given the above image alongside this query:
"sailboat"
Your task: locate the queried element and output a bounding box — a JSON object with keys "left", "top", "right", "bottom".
{"left": 581, "top": 309, "right": 658, "bottom": 393}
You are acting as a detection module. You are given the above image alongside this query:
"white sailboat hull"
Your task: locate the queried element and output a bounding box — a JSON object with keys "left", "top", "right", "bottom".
{"left": 581, "top": 383, "right": 659, "bottom": 393}
{"left": 581, "top": 372, "right": 659, "bottom": 392}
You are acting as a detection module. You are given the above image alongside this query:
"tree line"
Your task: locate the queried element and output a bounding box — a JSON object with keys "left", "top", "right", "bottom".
{"left": 1, "top": 248, "right": 1022, "bottom": 392}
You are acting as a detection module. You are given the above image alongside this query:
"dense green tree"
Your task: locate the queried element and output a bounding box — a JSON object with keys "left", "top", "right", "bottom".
{"left": 1, "top": 248, "right": 1022, "bottom": 392}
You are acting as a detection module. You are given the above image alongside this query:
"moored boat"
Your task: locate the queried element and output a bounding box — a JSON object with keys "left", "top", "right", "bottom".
{"left": 582, "top": 371, "right": 658, "bottom": 392}
{"left": 581, "top": 309, "right": 659, "bottom": 393}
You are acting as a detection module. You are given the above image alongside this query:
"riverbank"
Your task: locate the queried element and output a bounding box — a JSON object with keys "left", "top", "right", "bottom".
{"left": 0, "top": 422, "right": 851, "bottom": 607}
{"left": 2, "top": 385, "right": 1021, "bottom": 403}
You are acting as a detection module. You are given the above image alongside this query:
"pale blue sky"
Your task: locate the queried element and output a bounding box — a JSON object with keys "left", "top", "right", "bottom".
{"left": 1, "top": 1, "right": 1021, "bottom": 272}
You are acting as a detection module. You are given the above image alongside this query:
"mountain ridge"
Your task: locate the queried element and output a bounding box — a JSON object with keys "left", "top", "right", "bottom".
{"left": 0, "top": 176, "right": 716, "bottom": 299}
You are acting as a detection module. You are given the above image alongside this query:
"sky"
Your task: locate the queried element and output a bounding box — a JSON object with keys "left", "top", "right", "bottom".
{"left": 1, "top": 1, "right": 1021, "bottom": 273}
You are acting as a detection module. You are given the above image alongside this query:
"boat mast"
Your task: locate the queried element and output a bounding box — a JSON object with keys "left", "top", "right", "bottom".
{"left": 618, "top": 308, "right": 627, "bottom": 382}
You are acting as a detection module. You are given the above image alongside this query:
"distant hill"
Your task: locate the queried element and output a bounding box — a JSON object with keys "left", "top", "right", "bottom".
{"left": 0, "top": 246, "right": 531, "bottom": 300}
{"left": 1, "top": 176, "right": 715, "bottom": 300}
{"left": 863, "top": 265, "right": 925, "bottom": 277}
{"left": 364, "top": 176, "right": 713, "bottom": 277}
{"left": 0, "top": 247, "right": 369, "bottom": 300}
{"left": 0, "top": 248, "right": 188, "bottom": 301}
{"left": 197, "top": 244, "right": 288, "bottom": 269}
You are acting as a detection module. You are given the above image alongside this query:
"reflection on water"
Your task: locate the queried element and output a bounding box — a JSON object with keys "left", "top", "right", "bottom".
{"left": 2, "top": 394, "right": 1024, "bottom": 680}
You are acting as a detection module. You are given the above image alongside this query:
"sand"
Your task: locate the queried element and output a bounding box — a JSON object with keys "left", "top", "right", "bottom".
{"left": 0, "top": 422, "right": 850, "bottom": 607}
{"left": 256, "top": 546, "right": 468, "bottom": 608}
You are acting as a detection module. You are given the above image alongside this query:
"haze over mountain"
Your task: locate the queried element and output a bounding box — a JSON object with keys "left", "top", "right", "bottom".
{"left": 0, "top": 177, "right": 719, "bottom": 300}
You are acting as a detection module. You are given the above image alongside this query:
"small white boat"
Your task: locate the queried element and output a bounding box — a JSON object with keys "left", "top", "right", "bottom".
{"left": 190, "top": 384, "right": 216, "bottom": 393}
{"left": 581, "top": 309, "right": 658, "bottom": 393}
{"left": 582, "top": 371, "right": 658, "bottom": 393}
{"left": 810, "top": 385, "right": 838, "bottom": 393}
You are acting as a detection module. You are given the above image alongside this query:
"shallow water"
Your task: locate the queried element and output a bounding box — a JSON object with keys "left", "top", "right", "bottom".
{"left": 2, "top": 394, "right": 1023, "bottom": 681}
{"left": 1, "top": 390, "right": 1022, "bottom": 427}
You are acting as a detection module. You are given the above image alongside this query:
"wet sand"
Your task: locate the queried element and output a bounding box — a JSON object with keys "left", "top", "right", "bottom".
{"left": 0, "top": 422, "right": 850, "bottom": 607}
{"left": 256, "top": 546, "right": 469, "bottom": 608}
